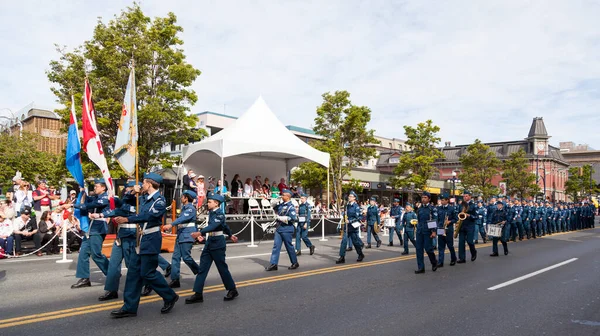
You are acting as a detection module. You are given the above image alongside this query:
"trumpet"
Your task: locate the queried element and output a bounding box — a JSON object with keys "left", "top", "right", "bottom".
{"left": 442, "top": 213, "right": 450, "bottom": 236}
{"left": 454, "top": 204, "right": 468, "bottom": 239}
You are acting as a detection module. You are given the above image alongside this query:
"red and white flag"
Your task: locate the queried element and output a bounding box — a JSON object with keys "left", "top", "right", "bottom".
{"left": 81, "top": 79, "right": 115, "bottom": 206}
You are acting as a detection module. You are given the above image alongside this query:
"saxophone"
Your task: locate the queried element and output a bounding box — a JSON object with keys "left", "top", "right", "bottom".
{"left": 442, "top": 213, "right": 449, "bottom": 236}
{"left": 454, "top": 203, "right": 468, "bottom": 239}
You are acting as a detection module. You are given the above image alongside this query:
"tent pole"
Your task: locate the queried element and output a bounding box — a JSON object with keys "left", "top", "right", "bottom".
{"left": 321, "top": 167, "right": 329, "bottom": 242}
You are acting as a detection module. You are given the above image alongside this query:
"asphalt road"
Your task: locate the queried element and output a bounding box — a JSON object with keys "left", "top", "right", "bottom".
{"left": 2, "top": 225, "right": 600, "bottom": 336}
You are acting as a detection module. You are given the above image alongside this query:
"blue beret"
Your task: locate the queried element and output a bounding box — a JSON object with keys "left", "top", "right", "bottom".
{"left": 369, "top": 196, "right": 377, "bottom": 201}
{"left": 208, "top": 193, "right": 224, "bottom": 204}
{"left": 440, "top": 193, "right": 449, "bottom": 199}
{"left": 126, "top": 181, "right": 142, "bottom": 188}
{"left": 463, "top": 190, "right": 472, "bottom": 195}
{"left": 422, "top": 191, "right": 431, "bottom": 198}
{"left": 94, "top": 178, "right": 106, "bottom": 185}
{"left": 299, "top": 192, "right": 307, "bottom": 197}
{"left": 348, "top": 191, "right": 357, "bottom": 198}
{"left": 405, "top": 203, "right": 413, "bottom": 207}
{"left": 393, "top": 198, "right": 400, "bottom": 203}
{"left": 183, "top": 190, "right": 197, "bottom": 199}
{"left": 143, "top": 172, "right": 163, "bottom": 184}
{"left": 281, "top": 189, "right": 292, "bottom": 195}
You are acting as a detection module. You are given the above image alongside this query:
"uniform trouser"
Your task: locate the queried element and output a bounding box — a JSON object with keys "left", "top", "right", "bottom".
{"left": 492, "top": 225, "right": 509, "bottom": 254}
{"left": 547, "top": 219, "right": 554, "bottom": 233}
{"left": 515, "top": 221, "right": 524, "bottom": 239}
{"left": 104, "top": 237, "right": 132, "bottom": 292}
{"left": 561, "top": 219, "right": 566, "bottom": 231}
{"left": 192, "top": 246, "right": 236, "bottom": 294}
{"left": 122, "top": 253, "right": 177, "bottom": 313}
{"left": 366, "top": 225, "right": 380, "bottom": 245}
{"left": 415, "top": 231, "right": 437, "bottom": 270}
{"left": 523, "top": 220, "right": 531, "bottom": 237}
{"left": 458, "top": 226, "right": 476, "bottom": 261}
{"left": 403, "top": 230, "right": 417, "bottom": 254}
{"left": 537, "top": 220, "right": 543, "bottom": 236}
{"left": 269, "top": 229, "right": 297, "bottom": 265}
{"left": 171, "top": 242, "right": 199, "bottom": 280}
{"left": 541, "top": 220, "right": 547, "bottom": 235}
{"left": 437, "top": 231, "right": 456, "bottom": 265}
{"left": 339, "top": 231, "right": 363, "bottom": 257}
{"left": 474, "top": 223, "right": 487, "bottom": 241}
{"left": 0, "top": 236, "right": 14, "bottom": 255}
{"left": 76, "top": 234, "right": 109, "bottom": 279}
{"left": 530, "top": 220, "right": 538, "bottom": 237}
{"left": 388, "top": 224, "right": 402, "bottom": 244}
{"left": 295, "top": 223, "right": 313, "bottom": 251}
{"left": 158, "top": 254, "right": 170, "bottom": 271}
{"left": 509, "top": 222, "right": 517, "bottom": 241}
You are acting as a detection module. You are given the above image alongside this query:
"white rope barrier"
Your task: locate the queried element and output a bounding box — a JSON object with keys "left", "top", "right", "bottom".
{"left": 3, "top": 231, "right": 59, "bottom": 259}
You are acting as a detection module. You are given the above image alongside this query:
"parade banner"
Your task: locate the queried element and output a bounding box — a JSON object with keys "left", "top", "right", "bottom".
{"left": 114, "top": 67, "right": 138, "bottom": 176}
{"left": 65, "top": 95, "right": 89, "bottom": 232}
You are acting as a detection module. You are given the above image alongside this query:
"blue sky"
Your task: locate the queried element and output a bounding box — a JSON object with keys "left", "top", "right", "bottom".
{"left": 1, "top": 0, "right": 599, "bottom": 147}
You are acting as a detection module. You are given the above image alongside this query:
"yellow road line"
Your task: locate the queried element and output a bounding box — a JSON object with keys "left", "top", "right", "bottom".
{"left": 0, "top": 228, "right": 592, "bottom": 329}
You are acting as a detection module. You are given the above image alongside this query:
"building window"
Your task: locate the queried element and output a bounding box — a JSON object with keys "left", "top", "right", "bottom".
{"left": 170, "top": 142, "right": 176, "bottom": 152}
{"left": 389, "top": 157, "right": 399, "bottom": 164}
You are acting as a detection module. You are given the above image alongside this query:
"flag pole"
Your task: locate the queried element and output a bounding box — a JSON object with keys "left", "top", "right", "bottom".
{"left": 132, "top": 58, "right": 139, "bottom": 215}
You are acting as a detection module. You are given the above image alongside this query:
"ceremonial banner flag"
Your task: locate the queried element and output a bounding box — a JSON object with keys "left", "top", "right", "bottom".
{"left": 114, "top": 67, "right": 138, "bottom": 176}
{"left": 65, "top": 95, "right": 89, "bottom": 232}
{"left": 81, "top": 79, "right": 115, "bottom": 208}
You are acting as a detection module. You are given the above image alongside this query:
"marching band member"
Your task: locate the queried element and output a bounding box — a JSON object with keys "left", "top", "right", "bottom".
{"left": 490, "top": 201, "right": 509, "bottom": 256}
{"left": 266, "top": 189, "right": 299, "bottom": 271}
{"left": 365, "top": 197, "right": 381, "bottom": 249}
{"left": 414, "top": 191, "right": 437, "bottom": 274}
{"left": 401, "top": 204, "right": 417, "bottom": 255}
{"left": 111, "top": 173, "right": 178, "bottom": 318}
{"left": 336, "top": 191, "right": 364, "bottom": 264}
{"left": 436, "top": 193, "right": 457, "bottom": 267}
{"left": 162, "top": 190, "right": 200, "bottom": 288}
{"left": 295, "top": 193, "right": 315, "bottom": 256}
{"left": 186, "top": 193, "right": 239, "bottom": 304}
{"left": 456, "top": 191, "right": 478, "bottom": 264}
{"left": 69, "top": 178, "right": 110, "bottom": 289}
{"left": 388, "top": 198, "right": 403, "bottom": 246}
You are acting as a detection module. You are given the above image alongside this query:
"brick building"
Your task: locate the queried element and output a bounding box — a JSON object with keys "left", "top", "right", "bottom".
{"left": 6, "top": 105, "right": 67, "bottom": 155}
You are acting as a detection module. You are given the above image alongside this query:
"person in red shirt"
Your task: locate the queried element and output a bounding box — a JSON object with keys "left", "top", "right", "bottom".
{"left": 277, "top": 178, "right": 288, "bottom": 195}
{"left": 33, "top": 180, "right": 57, "bottom": 222}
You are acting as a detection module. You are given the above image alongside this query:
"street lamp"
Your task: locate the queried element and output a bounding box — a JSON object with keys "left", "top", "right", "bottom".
{"left": 447, "top": 171, "right": 461, "bottom": 197}
{"left": 0, "top": 108, "right": 22, "bottom": 137}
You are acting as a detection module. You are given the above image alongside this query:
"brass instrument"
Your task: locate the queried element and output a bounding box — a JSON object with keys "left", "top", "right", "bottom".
{"left": 454, "top": 203, "right": 469, "bottom": 239}
{"left": 410, "top": 218, "right": 418, "bottom": 230}
{"left": 442, "top": 213, "right": 449, "bottom": 236}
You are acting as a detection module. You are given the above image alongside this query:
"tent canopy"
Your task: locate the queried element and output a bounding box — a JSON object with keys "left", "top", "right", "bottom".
{"left": 182, "top": 97, "right": 329, "bottom": 183}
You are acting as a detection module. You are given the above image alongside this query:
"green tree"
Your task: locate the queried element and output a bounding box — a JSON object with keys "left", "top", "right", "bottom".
{"left": 313, "top": 91, "right": 378, "bottom": 207}
{"left": 566, "top": 165, "right": 597, "bottom": 201}
{"left": 0, "top": 133, "right": 65, "bottom": 188}
{"left": 459, "top": 139, "right": 501, "bottom": 199}
{"left": 291, "top": 161, "right": 327, "bottom": 195}
{"left": 501, "top": 148, "right": 539, "bottom": 199}
{"left": 390, "top": 120, "right": 443, "bottom": 191}
{"left": 47, "top": 3, "right": 206, "bottom": 174}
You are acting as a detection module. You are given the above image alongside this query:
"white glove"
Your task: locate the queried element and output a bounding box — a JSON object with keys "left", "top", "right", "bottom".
{"left": 277, "top": 216, "right": 289, "bottom": 223}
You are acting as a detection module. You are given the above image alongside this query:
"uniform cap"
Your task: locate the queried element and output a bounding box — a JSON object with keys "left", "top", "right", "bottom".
{"left": 94, "top": 178, "right": 106, "bottom": 185}
{"left": 348, "top": 191, "right": 357, "bottom": 198}
{"left": 422, "top": 191, "right": 431, "bottom": 198}
{"left": 281, "top": 189, "right": 292, "bottom": 196}
{"left": 208, "top": 193, "right": 224, "bottom": 204}
{"left": 183, "top": 190, "right": 197, "bottom": 199}
{"left": 143, "top": 172, "right": 163, "bottom": 184}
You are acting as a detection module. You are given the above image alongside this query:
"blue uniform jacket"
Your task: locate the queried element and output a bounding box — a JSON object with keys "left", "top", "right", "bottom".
{"left": 390, "top": 205, "right": 403, "bottom": 224}
{"left": 366, "top": 205, "right": 380, "bottom": 226}
{"left": 298, "top": 202, "right": 311, "bottom": 224}
{"left": 200, "top": 207, "right": 232, "bottom": 251}
{"left": 515, "top": 206, "right": 523, "bottom": 223}
{"left": 274, "top": 201, "right": 298, "bottom": 233}
{"left": 416, "top": 203, "right": 437, "bottom": 235}
{"left": 492, "top": 207, "right": 507, "bottom": 224}
{"left": 126, "top": 191, "right": 166, "bottom": 255}
{"left": 476, "top": 207, "right": 485, "bottom": 225}
{"left": 402, "top": 212, "right": 417, "bottom": 231}
{"left": 172, "top": 203, "right": 197, "bottom": 244}
{"left": 486, "top": 204, "right": 496, "bottom": 224}
{"left": 437, "top": 204, "right": 457, "bottom": 233}
{"left": 457, "top": 200, "right": 478, "bottom": 229}
{"left": 346, "top": 202, "right": 362, "bottom": 233}
{"left": 105, "top": 197, "right": 137, "bottom": 238}
{"left": 506, "top": 205, "right": 516, "bottom": 224}
{"left": 73, "top": 192, "right": 111, "bottom": 235}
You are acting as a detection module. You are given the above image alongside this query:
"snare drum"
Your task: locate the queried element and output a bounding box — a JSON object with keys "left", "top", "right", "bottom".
{"left": 486, "top": 224, "right": 503, "bottom": 238}
{"left": 384, "top": 218, "right": 396, "bottom": 228}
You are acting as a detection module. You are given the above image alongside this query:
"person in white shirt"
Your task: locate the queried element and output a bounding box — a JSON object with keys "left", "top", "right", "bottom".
{"left": 12, "top": 208, "right": 38, "bottom": 255}
{"left": 14, "top": 181, "right": 32, "bottom": 214}
{"left": 0, "top": 211, "right": 14, "bottom": 256}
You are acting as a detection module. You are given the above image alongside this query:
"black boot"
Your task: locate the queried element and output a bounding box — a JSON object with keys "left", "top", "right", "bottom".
{"left": 169, "top": 279, "right": 180, "bottom": 288}
{"left": 98, "top": 291, "right": 118, "bottom": 301}
{"left": 388, "top": 242, "right": 394, "bottom": 247}
{"left": 366, "top": 244, "right": 372, "bottom": 249}
{"left": 110, "top": 309, "right": 137, "bottom": 318}
{"left": 471, "top": 250, "right": 477, "bottom": 261}
{"left": 288, "top": 263, "right": 299, "bottom": 270}
{"left": 164, "top": 265, "right": 172, "bottom": 278}
{"left": 335, "top": 256, "right": 345, "bottom": 264}
{"left": 161, "top": 294, "right": 179, "bottom": 314}
{"left": 432, "top": 263, "right": 438, "bottom": 272}
{"left": 265, "top": 264, "right": 278, "bottom": 271}
{"left": 224, "top": 289, "right": 239, "bottom": 301}
{"left": 71, "top": 278, "right": 91, "bottom": 289}
{"left": 401, "top": 251, "right": 409, "bottom": 255}
{"left": 141, "top": 285, "right": 153, "bottom": 296}
{"left": 346, "top": 247, "right": 353, "bottom": 251}
{"left": 450, "top": 260, "right": 456, "bottom": 266}
{"left": 414, "top": 269, "right": 425, "bottom": 274}
{"left": 437, "top": 263, "right": 444, "bottom": 268}
{"left": 309, "top": 246, "right": 315, "bottom": 255}
{"left": 185, "top": 293, "right": 204, "bottom": 304}
{"left": 376, "top": 240, "right": 381, "bottom": 248}
{"left": 490, "top": 252, "right": 499, "bottom": 257}
{"left": 357, "top": 254, "right": 364, "bottom": 262}
{"left": 295, "top": 250, "right": 301, "bottom": 256}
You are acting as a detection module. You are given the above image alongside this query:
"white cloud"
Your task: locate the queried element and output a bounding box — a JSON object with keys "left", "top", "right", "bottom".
{"left": 1, "top": 0, "right": 599, "bottom": 147}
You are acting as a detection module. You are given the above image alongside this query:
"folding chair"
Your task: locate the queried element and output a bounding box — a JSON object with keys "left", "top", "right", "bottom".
{"left": 260, "top": 198, "right": 275, "bottom": 217}
{"left": 248, "top": 198, "right": 262, "bottom": 218}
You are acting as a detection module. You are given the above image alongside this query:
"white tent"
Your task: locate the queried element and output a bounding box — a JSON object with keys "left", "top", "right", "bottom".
{"left": 182, "top": 97, "right": 330, "bottom": 188}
